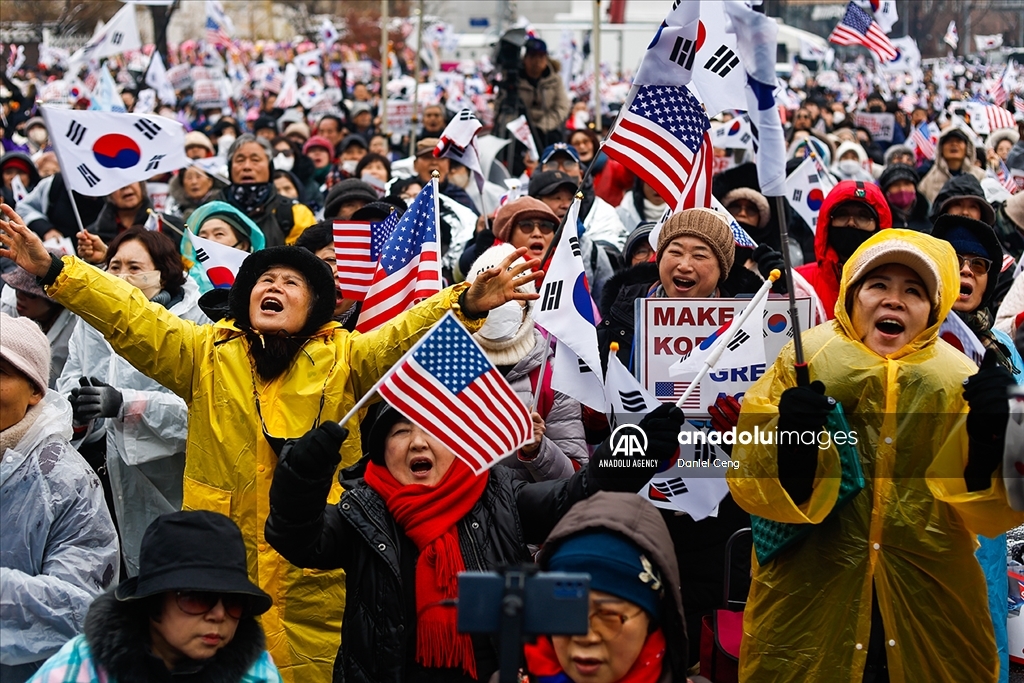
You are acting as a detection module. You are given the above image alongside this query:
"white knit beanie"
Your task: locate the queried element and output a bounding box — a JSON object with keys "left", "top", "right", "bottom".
{"left": 0, "top": 312, "right": 51, "bottom": 392}
{"left": 466, "top": 244, "right": 538, "bottom": 366}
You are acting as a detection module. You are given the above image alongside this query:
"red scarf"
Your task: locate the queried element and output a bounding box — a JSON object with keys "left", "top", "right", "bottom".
{"left": 364, "top": 458, "right": 489, "bottom": 678}
{"left": 523, "top": 629, "right": 667, "bottom": 683}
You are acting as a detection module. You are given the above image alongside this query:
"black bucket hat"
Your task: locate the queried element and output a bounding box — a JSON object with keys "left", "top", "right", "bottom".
{"left": 115, "top": 510, "right": 272, "bottom": 616}
{"left": 228, "top": 246, "right": 337, "bottom": 335}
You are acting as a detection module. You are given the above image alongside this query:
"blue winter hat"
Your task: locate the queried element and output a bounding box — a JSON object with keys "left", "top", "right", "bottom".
{"left": 525, "top": 37, "right": 548, "bottom": 55}
{"left": 547, "top": 531, "right": 662, "bottom": 619}
{"left": 944, "top": 227, "right": 993, "bottom": 260}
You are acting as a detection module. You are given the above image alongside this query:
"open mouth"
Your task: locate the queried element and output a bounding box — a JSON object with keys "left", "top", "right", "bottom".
{"left": 528, "top": 240, "right": 546, "bottom": 255}
{"left": 260, "top": 297, "right": 284, "bottom": 313}
{"left": 409, "top": 456, "right": 433, "bottom": 475}
{"left": 958, "top": 283, "right": 973, "bottom": 301}
{"left": 672, "top": 277, "right": 697, "bottom": 292}
{"left": 875, "top": 318, "right": 905, "bottom": 336}
{"left": 572, "top": 657, "right": 602, "bottom": 675}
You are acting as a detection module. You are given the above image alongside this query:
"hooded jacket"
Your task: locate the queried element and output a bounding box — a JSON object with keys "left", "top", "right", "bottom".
{"left": 25, "top": 592, "right": 281, "bottom": 683}
{"left": 180, "top": 202, "right": 267, "bottom": 294}
{"left": 43, "top": 257, "right": 486, "bottom": 683}
{"left": 534, "top": 492, "right": 690, "bottom": 683}
{"left": 1, "top": 393, "right": 119, "bottom": 682}
{"left": 918, "top": 127, "right": 988, "bottom": 204}
{"left": 795, "top": 180, "right": 892, "bottom": 320}
{"left": 214, "top": 185, "right": 315, "bottom": 247}
{"left": 727, "top": 229, "right": 1024, "bottom": 682}
{"left": 54, "top": 277, "right": 210, "bottom": 577}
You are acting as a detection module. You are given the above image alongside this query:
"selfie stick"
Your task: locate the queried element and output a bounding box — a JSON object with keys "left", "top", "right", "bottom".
{"left": 674, "top": 271, "right": 779, "bottom": 409}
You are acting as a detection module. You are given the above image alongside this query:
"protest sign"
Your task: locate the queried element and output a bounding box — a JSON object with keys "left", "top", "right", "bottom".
{"left": 386, "top": 100, "right": 414, "bottom": 135}
{"left": 852, "top": 111, "right": 895, "bottom": 142}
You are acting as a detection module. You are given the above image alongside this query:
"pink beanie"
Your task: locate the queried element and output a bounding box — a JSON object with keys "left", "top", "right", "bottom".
{"left": 0, "top": 312, "right": 51, "bottom": 392}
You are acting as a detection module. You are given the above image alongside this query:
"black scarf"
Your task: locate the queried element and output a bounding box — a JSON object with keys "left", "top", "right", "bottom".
{"left": 246, "top": 332, "right": 309, "bottom": 382}
{"left": 227, "top": 182, "right": 273, "bottom": 215}
{"left": 958, "top": 308, "right": 1019, "bottom": 374}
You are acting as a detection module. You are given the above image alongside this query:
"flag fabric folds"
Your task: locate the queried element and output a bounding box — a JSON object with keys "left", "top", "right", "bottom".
{"left": 785, "top": 155, "right": 835, "bottom": 234}
{"left": 145, "top": 51, "right": 177, "bottom": 106}
{"left": 632, "top": 2, "right": 701, "bottom": 87}
{"left": 375, "top": 312, "right": 533, "bottom": 474}
{"left": 356, "top": 180, "right": 442, "bottom": 332}
{"left": 183, "top": 230, "right": 248, "bottom": 289}
{"left": 205, "top": 0, "right": 234, "bottom": 46}
{"left": 69, "top": 3, "right": 142, "bottom": 66}
{"left": 943, "top": 21, "right": 959, "bottom": 50}
{"left": 550, "top": 338, "right": 606, "bottom": 412}
{"left": 828, "top": 2, "right": 898, "bottom": 63}
{"left": 334, "top": 210, "right": 401, "bottom": 301}
{"left": 434, "top": 109, "right": 485, "bottom": 192}
{"left": 910, "top": 121, "right": 937, "bottom": 161}
{"left": 604, "top": 84, "right": 712, "bottom": 211}
{"left": 604, "top": 348, "right": 660, "bottom": 421}
{"left": 41, "top": 107, "right": 190, "bottom": 197}
{"left": 668, "top": 293, "right": 767, "bottom": 378}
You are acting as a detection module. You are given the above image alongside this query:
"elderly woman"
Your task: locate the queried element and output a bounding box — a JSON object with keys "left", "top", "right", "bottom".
{"left": 56, "top": 228, "right": 210, "bottom": 577}
{"left": 27, "top": 511, "right": 281, "bottom": 683}
{"left": 217, "top": 134, "right": 316, "bottom": 246}
{"left": 181, "top": 201, "right": 266, "bottom": 294}
{"left": 165, "top": 164, "right": 228, "bottom": 223}
{"left": 0, "top": 201, "right": 542, "bottom": 683}
{"left": 263, "top": 401, "right": 681, "bottom": 683}
{"left": 727, "top": 229, "right": 1023, "bottom": 682}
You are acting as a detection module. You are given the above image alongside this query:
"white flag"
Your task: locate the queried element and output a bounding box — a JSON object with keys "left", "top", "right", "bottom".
{"left": 321, "top": 18, "right": 339, "bottom": 48}
{"left": 10, "top": 173, "right": 28, "bottom": 204}
{"left": 633, "top": 1, "right": 701, "bottom": 87}
{"left": 90, "top": 67, "right": 127, "bottom": 113}
{"left": 689, "top": 0, "right": 748, "bottom": 116}
{"left": 435, "top": 109, "right": 485, "bottom": 191}
{"left": 669, "top": 294, "right": 767, "bottom": 378}
{"left": 551, "top": 338, "right": 606, "bottom": 411}
{"left": 944, "top": 21, "right": 958, "bottom": 49}
{"left": 505, "top": 114, "right": 539, "bottom": 162}
{"left": 41, "top": 107, "right": 189, "bottom": 197}
{"left": 974, "top": 34, "right": 1003, "bottom": 52}
{"left": 297, "top": 79, "right": 325, "bottom": 110}
{"left": 69, "top": 3, "right": 141, "bottom": 66}
{"left": 641, "top": 422, "right": 730, "bottom": 519}
{"left": 785, "top": 155, "right": 835, "bottom": 235}
{"left": 604, "top": 348, "right": 660, "bottom": 423}
{"left": 184, "top": 230, "right": 248, "bottom": 289}
{"left": 711, "top": 115, "right": 754, "bottom": 151}
{"left": 799, "top": 38, "right": 827, "bottom": 62}
{"left": 275, "top": 64, "right": 300, "bottom": 109}
{"left": 144, "top": 51, "right": 177, "bottom": 106}
{"left": 938, "top": 312, "right": 986, "bottom": 366}
{"left": 294, "top": 49, "right": 322, "bottom": 77}
{"left": 531, "top": 198, "right": 603, "bottom": 378}
{"left": 854, "top": 0, "right": 898, "bottom": 34}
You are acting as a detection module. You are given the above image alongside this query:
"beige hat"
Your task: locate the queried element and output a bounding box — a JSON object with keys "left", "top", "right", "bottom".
{"left": 1005, "top": 191, "right": 1024, "bottom": 231}
{"left": 656, "top": 208, "right": 735, "bottom": 275}
{"left": 0, "top": 312, "right": 51, "bottom": 392}
{"left": 284, "top": 121, "right": 311, "bottom": 141}
{"left": 184, "top": 131, "right": 214, "bottom": 154}
{"left": 416, "top": 138, "right": 440, "bottom": 156}
{"left": 722, "top": 187, "right": 770, "bottom": 229}
{"left": 844, "top": 237, "right": 942, "bottom": 310}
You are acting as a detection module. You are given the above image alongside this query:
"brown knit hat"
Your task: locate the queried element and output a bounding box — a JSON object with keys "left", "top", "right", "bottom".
{"left": 492, "top": 196, "right": 559, "bottom": 243}
{"left": 656, "top": 208, "right": 735, "bottom": 275}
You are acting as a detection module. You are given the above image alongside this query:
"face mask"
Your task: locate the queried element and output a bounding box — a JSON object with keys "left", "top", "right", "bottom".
{"left": 828, "top": 225, "right": 876, "bottom": 261}
{"left": 208, "top": 113, "right": 221, "bottom": 124}
{"left": 449, "top": 171, "right": 469, "bottom": 189}
{"left": 274, "top": 153, "right": 294, "bottom": 172}
{"left": 28, "top": 129, "right": 47, "bottom": 144}
{"left": 228, "top": 182, "right": 273, "bottom": 213}
{"left": 832, "top": 112, "right": 845, "bottom": 124}
{"left": 118, "top": 270, "right": 162, "bottom": 299}
{"left": 887, "top": 189, "right": 916, "bottom": 211}
{"left": 476, "top": 301, "right": 525, "bottom": 342}
{"left": 868, "top": 105, "right": 885, "bottom": 113}
{"left": 340, "top": 160, "right": 358, "bottom": 175}
{"left": 838, "top": 160, "right": 862, "bottom": 176}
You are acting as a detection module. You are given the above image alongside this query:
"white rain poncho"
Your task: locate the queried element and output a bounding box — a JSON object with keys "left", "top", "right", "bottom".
{"left": 0, "top": 392, "right": 119, "bottom": 680}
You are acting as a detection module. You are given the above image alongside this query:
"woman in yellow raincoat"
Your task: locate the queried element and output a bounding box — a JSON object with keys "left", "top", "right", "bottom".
{"left": 727, "top": 228, "right": 1024, "bottom": 682}
{"left": 0, "top": 202, "right": 541, "bottom": 683}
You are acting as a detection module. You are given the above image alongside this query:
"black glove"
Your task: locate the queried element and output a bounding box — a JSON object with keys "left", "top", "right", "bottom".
{"left": 963, "top": 349, "right": 1014, "bottom": 491}
{"left": 69, "top": 377, "right": 123, "bottom": 421}
{"left": 776, "top": 381, "right": 834, "bottom": 505}
{"left": 279, "top": 421, "right": 349, "bottom": 481}
{"left": 638, "top": 403, "right": 686, "bottom": 463}
{"left": 752, "top": 244, "right": 788, "bottom": 294}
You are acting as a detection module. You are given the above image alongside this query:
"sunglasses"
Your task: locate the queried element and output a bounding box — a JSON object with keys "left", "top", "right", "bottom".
{"left": 516, "top": 219, "right": 557, "bottom": 234}
{"left": 956, "top": 254, "right": 992, "bottom": 276}
{"left": 176, "top": 591, "right": 247, "bottom": 619}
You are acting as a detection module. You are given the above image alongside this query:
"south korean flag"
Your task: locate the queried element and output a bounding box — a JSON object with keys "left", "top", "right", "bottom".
{"left": 633, "top": 1, "right": 701, "bottom": 87}
{"left": 41, "top": 107, "right": 189, "bottom": 197}
{"left": 688, "top": 0, "right": 748, "bottom": 116}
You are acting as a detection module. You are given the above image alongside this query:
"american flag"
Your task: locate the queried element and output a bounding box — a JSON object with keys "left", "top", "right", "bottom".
{"left": 334, "top": 210, "right": 401, "bottom": 301}
{"left": 604, "top": 84, "right": 713, "bottom": 211}
{"left": 983, "top": 104, "right": 1016, "bottom": 132}
{"left": 997, "top": 160, "right": 1020, "bottom": 195}
{"left": 828, "top": 2, "right": 898, "bottom": 63}
{"left": 355, "top": 180, "right": 442, "bottom": 332}
{"left": 990, "top": 71, "right": 1008, "bottom": 108}
{"left": 375, "top": 313, "right": 533, "bottom": 473}
{"left": 654, "top": 381, "right": 702, "bottom": 411}
{"left": 205, "top": 0, "right": 233, "bottom": 47}
{"left": 1014, "top": 95, "right": 1024, "bottom": 116}
{"left": 910, "top": 121, "right": 936, "bottom": 161}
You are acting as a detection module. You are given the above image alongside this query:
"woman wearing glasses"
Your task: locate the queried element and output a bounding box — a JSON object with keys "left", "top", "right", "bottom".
{"left": 28, "top": 511, "right": 282, "bottom": 683}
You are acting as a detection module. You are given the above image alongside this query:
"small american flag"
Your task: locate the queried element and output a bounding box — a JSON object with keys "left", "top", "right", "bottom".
{"left": 376, "top": 313, "right": 533, "bottom": 473}
{"left": 604, "top": 84, "right": 712, "bottom": 211}
{"left": 205, "top": 0, "right": 233, "bottom": 47}
{"left": 1014, "top": 95, "right": 1024, "bottom": 116}
{"left": 828, "top": 2, "right": 898, "bottom": 63}
{"left": 910, "top": 121, "right": 936, "bottom": 161}
{"left": 997, "top": 160, "right": 1019, "bottom": 195}
{"left": 983, "top": 104, "right": 1016, "bottom": 132}
{"left": 334, "top": 210, "right": 401, "bottom": 301}
{"left": 654, "top": 382, "right": 702, "bottom": 411}
{"left": 355, "top": 180, "right": 442, "bottom": 332}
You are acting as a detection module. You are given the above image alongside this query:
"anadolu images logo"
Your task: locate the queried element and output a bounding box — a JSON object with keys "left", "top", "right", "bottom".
{"left": 610, "top": 424, "right": 648, "bottom": 458}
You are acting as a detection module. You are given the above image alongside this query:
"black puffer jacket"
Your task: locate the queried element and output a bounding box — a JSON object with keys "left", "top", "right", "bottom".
{"left": 597, "top": 262, "right": 659, "bottom": 370}
{"left": 266, "top": 447, "right": 653, "bottom": 683}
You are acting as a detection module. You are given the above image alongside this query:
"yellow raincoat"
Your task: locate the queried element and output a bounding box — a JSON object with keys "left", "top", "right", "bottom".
{"left": 727, "top": 230, "right": 1024, "bottom": 682}
{"left": 45, "top": 257, "right": 484, "bottom": 683}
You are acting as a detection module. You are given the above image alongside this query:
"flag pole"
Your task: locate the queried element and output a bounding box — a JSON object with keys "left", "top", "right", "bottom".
{"left": 772, "top": 193, "right": 809, "bottom": 386}
{"left": 38, "top": 105, "right": 87, "bottom": 238}
{"left": 530, "top": 332, "right": 552, "bottom": 410}
{"left": 674, "top": 270, "right": 779, "bottom": 409}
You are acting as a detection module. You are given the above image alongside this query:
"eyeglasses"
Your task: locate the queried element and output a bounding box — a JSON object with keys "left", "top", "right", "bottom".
{"left": 542, "top": 159, "right": 579, "bottom": 174}
{"left": 515, "top": 219, "right": 557, "bottom": 234}
{"left": 588, "top": 607, "right": 646, "bottom": 639}
{"left": 175, "top": 591, "right": 247, "bottom": 619}
{"left": 830, "top": 212, "right": 877, "bottom": 230}
{"left": 956, "top": 254, "right": 992, "bottom": 276}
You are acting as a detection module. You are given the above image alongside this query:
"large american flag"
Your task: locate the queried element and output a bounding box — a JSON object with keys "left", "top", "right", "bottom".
{"left": 334, "top": 210, "right": 401, "bottom": 301}
{"left": 355, "top": 180, "right": 441, "bottom": 332}
{"left": 376, "top": 313, "right": 533, "bottom": 473}
{"left": 604, "top": 84, "right": 712, "bottom": 211}
{"left": 828, "top": 2, "right": 898, "bottom": 63}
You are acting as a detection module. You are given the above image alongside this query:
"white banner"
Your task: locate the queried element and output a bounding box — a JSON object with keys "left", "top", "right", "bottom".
{"left": 852, "top": 111, "right": 896, "bottom": 143}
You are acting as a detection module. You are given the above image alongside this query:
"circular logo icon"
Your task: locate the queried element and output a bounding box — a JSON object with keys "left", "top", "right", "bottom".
{"left": 807, "top": 188, "right": 824, "bottom": 212}
{"left": 573, "top": 272, "right": 595, "bottom": 325}
{"left": 766, "top": 313, "right": 788, "bottom": 333}
{"left": 92, "top": 133, "right": 141, "bottom": 169}
{"left": 206, "top": 268, "right": 235, "bottom": 290}
{"left": 728, "top": 120, "right": 742, "bottom": 135}
{"left": 609, "top": 424, "right": 648, "bottom": 459}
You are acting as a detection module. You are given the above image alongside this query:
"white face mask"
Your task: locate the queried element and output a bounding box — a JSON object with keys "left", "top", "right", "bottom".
{"left": 274, "top": 153, "right": 294, "bottom": 172}
{"left": 832, "top": 112, "right": 845, "bottom": 124}
{"left": 477, "top": 300, "right": 525, "bottom": 342}
{"left": 449, "top": 170, "right": 470, "bottom": 189}
{"left": 340, "top": 160, "right": 358, "bottom": 175}
{"left": 28, "top": 129, "right": 48, "bottom": 144}
{"left": 838, "top": 159, "right": 862, "bottom": 176}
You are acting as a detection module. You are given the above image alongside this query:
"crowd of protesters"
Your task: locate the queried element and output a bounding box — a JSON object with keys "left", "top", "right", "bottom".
{"left": 1, "top": 21, "right": 1024, "bottom": 683}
